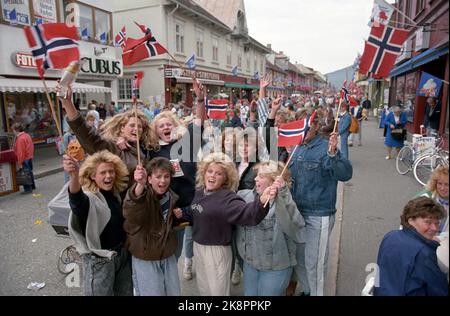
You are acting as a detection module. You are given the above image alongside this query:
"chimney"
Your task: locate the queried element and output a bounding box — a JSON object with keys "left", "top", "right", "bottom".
{"left": 279, "top": 51, "right": 283, "bottom": 54}
{"left": 267, "top": 44, "right": 272, "bottom": 50}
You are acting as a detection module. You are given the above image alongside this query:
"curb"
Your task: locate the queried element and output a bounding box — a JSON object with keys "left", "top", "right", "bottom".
{"left": 34, "top": 167, "right": 64, "bottom": 180}
{"left": 325, "top": 181, "right": 344, "bottom": 296}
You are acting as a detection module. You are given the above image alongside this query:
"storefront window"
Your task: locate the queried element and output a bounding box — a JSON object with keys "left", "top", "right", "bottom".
{"left": 5, "top": 92, "right": 58, "bottom": 141}
{"left": 405, "top": 73, "right": 417, "bottom": 123}
{"left": 1, "top": 0, "right": 31, "bottom": 25}
{"left": 118, "top": 78, "right": 136, "bottom": 100}
{"left": 395, "top": 76, "right": 405, "bottom": 108}
{"left": 95, "top": 9, "right": 110, "bottom": 43}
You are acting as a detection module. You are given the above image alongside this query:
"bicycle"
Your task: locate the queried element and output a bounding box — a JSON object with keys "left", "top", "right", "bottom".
{"left": 413, "top": 134, "right": 449, "bottom": 186}
{"left": 396, "top": 141, "right": 415, "bottom": 175}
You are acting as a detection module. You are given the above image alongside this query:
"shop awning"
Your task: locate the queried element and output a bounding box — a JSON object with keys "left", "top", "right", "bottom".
{"left": 176, "top": 77, "right": 225, "bottom": 86}
{"left": 390, "top": 45, "right": 449, "bottom": 77}
{"left": 224, "top": 82, "right": 259, "bottom": 90}
{"left": 0, "top": 78, "right": 112, "bottom": 94}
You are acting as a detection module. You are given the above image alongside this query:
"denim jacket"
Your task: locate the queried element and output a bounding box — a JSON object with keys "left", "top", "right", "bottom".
{"left": 338, "top": 112, "right": 351, "bottom": 137}
{"left": 236, "top": 187, "right": 305, "bottom": 271}
{"left": 289, "top": 135, "right": 353, "bottom": 217}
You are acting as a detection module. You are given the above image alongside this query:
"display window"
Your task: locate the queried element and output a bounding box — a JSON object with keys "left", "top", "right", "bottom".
{"left": 404, "top": 72, "right": 417, "bottom": 123}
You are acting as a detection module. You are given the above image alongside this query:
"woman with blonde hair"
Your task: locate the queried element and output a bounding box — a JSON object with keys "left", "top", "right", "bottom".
{"left": 174, "top": 153, "right": 277, "bottom": 296}
{"left": 237, "top": 161, "right": 305, "bottom": 296}
{"left": 64, "top": 150, "right": 132, "bottom": 296}
{"left": 58, "top": 85, "right": 151, "bottom": 189}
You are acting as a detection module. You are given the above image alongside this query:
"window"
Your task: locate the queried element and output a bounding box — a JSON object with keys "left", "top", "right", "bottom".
{"left": 212, "top": 36, "right": 219, "bottom": 62}
{"left": 260, "top": 59, "right": 264, "bottom": 75}
{"left": 416, "top": 0, "right": 425, "bottom": 16}
{"left": 175, "top": 22, "right": 184, "bottom": 53}
{"left": 119, "top": 78, "right": 136, "bottom": 100}
{"left": 0, "top": 0, "right": 31, "bottom": 25}
{"left": 226, "top": 42, "right": 232, "bottom": 65}
{"left": 237, "top": 48, "right": 242, "bottom": 68}
{"left": 196, "top": 28, "right": 204, "bottom": 58}
{"left": 254, "top": 58, "right": 258, "bottom": 73}
{"left": 95, "top": 9, "right": 110, "bottom": 43}
{"left": 246, "top": 52, "right": 250, "bottom": 71}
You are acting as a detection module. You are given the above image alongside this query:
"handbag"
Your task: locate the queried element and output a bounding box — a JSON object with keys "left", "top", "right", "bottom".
{"left": 16, "top": 168, "right": 33, "bottom": 186}
{"left": 391, "top": 128, "right": 406, "bottom": 141}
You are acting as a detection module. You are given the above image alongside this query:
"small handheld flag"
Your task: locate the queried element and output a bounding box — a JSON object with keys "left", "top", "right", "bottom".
{"left": 206, "top": 99, "right": 228, "bottom": 120}
{"left": 115, "top": 26, "right": 126, "bottom": 48}
{"left": 186, "top": 54, "right": 196, "bottom": 70}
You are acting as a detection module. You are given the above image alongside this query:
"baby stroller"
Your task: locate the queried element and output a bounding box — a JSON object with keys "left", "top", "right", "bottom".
{"left": 48, "top": 183, "right": 81, "bottom": 274}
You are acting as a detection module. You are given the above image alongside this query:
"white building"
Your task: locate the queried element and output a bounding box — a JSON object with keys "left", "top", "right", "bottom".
{"left": 111, "top": 0, "right": 270, "bottom": 108}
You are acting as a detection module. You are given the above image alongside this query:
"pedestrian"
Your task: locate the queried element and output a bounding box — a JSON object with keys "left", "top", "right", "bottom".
{"left": 349, "top": 102, "right": 363, "bottom": 147}
{"left": 338, "top": 102, "right": 351, "bottom": 160}
{"left": 65, "top": 150, "right": 133, "bottom": 296}
{"left": 86, "top": 103, "right": 100, "bottom": 129}
{"left": 362, "top": 94, "right": 371, "bottom": 120}
{"left": 423, "top": 97, "right": 441, "bottom": 136}
{"left": 384, "top": 106, "right": 407, "bottom": 160}
{"left": 97, "top": 103, "right": 107, "bottom": 121}
{"left": 237, "top": 161, "right": 305, "bottom": 296}
{"left": 174, "top": 152, "right": 277, "bottom": 296}
{"left": 374, "top": 197, "right": 448, "bottom": 296}
{"left": 123, "top": 158, "right": 182, "bottom": 296}
{"left": 12, "top": 122, "right": 35, "bottom": 193}
{"left": 289, "top": 113, "right": 353, "bottom": 296}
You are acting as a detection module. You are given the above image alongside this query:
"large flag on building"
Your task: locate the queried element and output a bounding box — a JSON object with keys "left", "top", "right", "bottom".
{"left": 278, "top": 119, "right": 309, "bottom": 148}
{"left": 358, "top": 24, "right": 408, "bottom": 79}
{"left": 24, "top": 23, "right": 80, "bottom": 79}
{"left": 369, "top": 0, "right": 394, "bottom": 28}
{"left": 206, "top": 99, "right": 228, "bottom": 120}
{"left": 122, "top": 23, "right": 167, "bottom": 66}
{"left": 115, "top": 26, "right": 127, "bottom": 48}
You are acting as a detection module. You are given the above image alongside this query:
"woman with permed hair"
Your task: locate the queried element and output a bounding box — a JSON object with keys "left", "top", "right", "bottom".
{"left": 64, "top": 150, "right": 132, "bottom": 296}
{"left": 174, "top": 152, "right": 278, "bottom": 296}
{"left": 374, "top": 197, "right": 448, "bottom": 296}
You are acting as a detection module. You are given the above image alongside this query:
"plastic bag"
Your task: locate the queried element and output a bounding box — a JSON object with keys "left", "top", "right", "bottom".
{"left": 48, "top": 182, "right": 71, "bottom": 236}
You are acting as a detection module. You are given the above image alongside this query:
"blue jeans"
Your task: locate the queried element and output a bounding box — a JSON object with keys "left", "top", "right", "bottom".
{"left": 175, "top": 229, "right": 185, "bottom": 261}
{"left": 243, "top": 262, "right": 292, "bottom": 296}
{"left": 297, "top": 215, "right": 335, "bottom": 296}
{"left": 183, "top": 226, "right": 194, "bottom": 260}
{"left": 132, "top": 255, "right": 181, "bottom": 296}
{"left": 292, "top": 242, "right": 310, "bottom": 294}
{"left": 82, "top": 247, "right": 133, "bottom": 296}
{"left": 22, "top": 159, "right": 36, "bottom": 192}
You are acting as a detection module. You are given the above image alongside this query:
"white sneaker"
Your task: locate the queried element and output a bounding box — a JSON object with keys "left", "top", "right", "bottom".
{"left": 183, "top": 262, "right": 193, "bottom": 281}
{"left": 231, "top": 268, "right": 241, "bottom": 285}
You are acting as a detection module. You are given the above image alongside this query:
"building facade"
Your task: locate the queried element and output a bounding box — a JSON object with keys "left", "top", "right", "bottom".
{"left": 389, "top": 0, "right": 448, "bottom": 140}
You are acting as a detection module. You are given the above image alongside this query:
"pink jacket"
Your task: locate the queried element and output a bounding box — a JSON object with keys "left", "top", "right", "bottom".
{"left": 14, "top": 132, "right": 34, "bottom": 166}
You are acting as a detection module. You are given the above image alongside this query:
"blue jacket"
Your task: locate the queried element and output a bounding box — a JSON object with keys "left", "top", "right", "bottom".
{"left": 289, "top": 136, "right": 353, "bottom": 217}
{"left": 374, "top": 228, "right": 448, "bottom": 296}
{"left": 338, "top": 112, "right": 351, "bottom": 137}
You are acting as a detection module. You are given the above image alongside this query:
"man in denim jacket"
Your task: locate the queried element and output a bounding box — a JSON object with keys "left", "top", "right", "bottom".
{"left": 289, "top": 115, "right": 353, "bottom": 296}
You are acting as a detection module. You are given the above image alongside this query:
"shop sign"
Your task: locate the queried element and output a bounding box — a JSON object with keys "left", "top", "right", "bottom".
{"left": 0, "top": 163, "right": 13, "bottom": 193}
{"left": 32, "top": 0, "right": 56, "bottom": 23}
{"left": 80, "top": 56, "right": 123, "bottom": 77}
{"left": 2, "top": 0, "right": 30, "bottom": 25}
{"left": 12, "top": 52, "right": 37, "bottom": 68}
{"left": 165, "top": 68, "right": 220, "bottom": 81}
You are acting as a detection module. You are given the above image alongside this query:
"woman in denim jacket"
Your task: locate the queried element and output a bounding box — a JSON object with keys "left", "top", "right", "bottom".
{"left": 237, "top": 161, "right": 306, "bottom": 296}
{"left": 289, "top": 114, "right": 353, "bottom": 296}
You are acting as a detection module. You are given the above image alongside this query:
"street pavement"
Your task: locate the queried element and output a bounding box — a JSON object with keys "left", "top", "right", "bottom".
{"left": 0, "top": 116, "right": 423, "bottom": 296}
{"left": 336, "top": 118, "right": 422, "bottom": 296}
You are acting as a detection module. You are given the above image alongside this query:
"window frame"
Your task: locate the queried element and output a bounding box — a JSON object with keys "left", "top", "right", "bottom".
{"left": 226, "top": 41, "right": 232, "bottom": 66}
{"left": 212, "top": 34, "right": 219, "bottom": 63}
{"left": 175, "top": 20, "right": 185, "bottom": 54}
{"left": 118, "top": 77, "right": 138, "bottom": 101}
{"left": 196, "top": 27, "right": 204, "bottom": 59}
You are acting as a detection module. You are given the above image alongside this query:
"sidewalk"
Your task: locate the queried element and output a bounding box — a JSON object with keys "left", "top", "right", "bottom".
{"left": 34, "top": 145, "right": 64, "bottom": 179}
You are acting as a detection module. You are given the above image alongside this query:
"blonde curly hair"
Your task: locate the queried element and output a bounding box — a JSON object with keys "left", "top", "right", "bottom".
{"left": 426, "top": 165, "right": 449, "bottom": 195}
{"left": 148, "top": 111, "right": 186, "bottom": 151}
{"left": 253, "top": 161, "right": 292, "bottom": 188}
{"left": 79, "top": 150, "right": 129, "bottom": 194}
{"left": 196, "top": 152, "right": 239, "bottom": 192}
{"left": 99, "top": 110, "right": 151, "bottom": 147}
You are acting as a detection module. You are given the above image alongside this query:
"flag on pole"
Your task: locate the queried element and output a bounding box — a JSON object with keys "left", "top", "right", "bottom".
{"left": 135, "top": 21, "right": 150, "bottom": 34}
{"left": 81, "top": 27, "right": 88, "bottom": 40}
{"left": 341, "top": 87, "right": 358, "bottom": 107}
{"left": 132, "top": 72, "right": 144, "bottom": 103}
{"left": 34, "top": 18, "right": 43, "bottom": 25}
{"left": 369, "top": 0, "right": 394, "bottom": 28}
{"left": 115, "top": 26, "right": 126, "bottom": 48}
{"left": 232, "top": 66, "right": 238, "bottom": 76}
{"left": 278, "top": 119, "right": 309, "bottom": 148}
{"left": 359, "top": 24, "right": 408, "bottom": 79}
{"left": 99, "top": 32, "right": 107, "bottom": 44}
{"left": 186, "top": 54, "right": 196, "bottom": 70}
{"left": 9, "top": 8, "right": 17, "bottom": 25}
{"left": 24, "top": 23, "right": 80, "bottom": 79}
{"left": 253, "top": 71, "right": 260, "bottom": 80}
{"left": 206, "top": 99, "right": 228, "bottom": 120}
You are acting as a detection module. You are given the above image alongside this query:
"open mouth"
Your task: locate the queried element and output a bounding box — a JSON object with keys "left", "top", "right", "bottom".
{"left": 103, "top": 180, "right": 113, "bottom": 186}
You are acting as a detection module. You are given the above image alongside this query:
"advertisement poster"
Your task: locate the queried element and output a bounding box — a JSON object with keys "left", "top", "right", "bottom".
{"left": 417, "top": 72, "right": 443, "bottom": 98}
{"left": 0, "top": 163, "right": 13, "bottom": 193}
{"left": 2, "top": 0, "right": 30, "bottom": 25}
{"left": 32, "top": 0, "right": 56, "bottom": 23}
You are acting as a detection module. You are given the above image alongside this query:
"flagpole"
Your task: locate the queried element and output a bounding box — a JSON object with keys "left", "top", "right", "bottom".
{"left": 385, "top": 1, "right": 419, "bottom": 27}
{"left": 263, "top": 144, "right": 299, "bottom": 208}
{"left": 133, "top": 100, "right": 141, "bottom": 166}
{"left": 42, "top": 79, "right": 62, "bottom": 138}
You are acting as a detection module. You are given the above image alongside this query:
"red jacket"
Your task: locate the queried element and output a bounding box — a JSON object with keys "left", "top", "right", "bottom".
{"left": 14, "top": 132, "right": 34, "bottom": 166}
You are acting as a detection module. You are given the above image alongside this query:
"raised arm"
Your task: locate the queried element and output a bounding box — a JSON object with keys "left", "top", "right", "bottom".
{"left": 193, "top": 78, "right": 206, "bottom": 127}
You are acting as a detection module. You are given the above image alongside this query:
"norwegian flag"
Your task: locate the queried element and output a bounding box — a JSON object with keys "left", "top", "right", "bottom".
{"left": 359, "top": 24, "right": 409, "bottom": 79}
{"left": 278, "top": 119, "right": 309, "bottom": 148}
{"left": 24, "top": 23, "right": 80, "bottom": 79}
{"left": 206, "top": 99, "right": 228, "bottom": 120}
{"left": 115, "top": 26, "right": 126, "bottom": 48}
{"left": 341, "top": 87, "right": 358, "bottom": 107}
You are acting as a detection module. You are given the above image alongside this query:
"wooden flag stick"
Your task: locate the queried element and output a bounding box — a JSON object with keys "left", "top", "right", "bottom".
{"left": 42, "top": 79, "right": 62, "bottom": 137}
{"left": 263, "top": 145, "right": 299, "bottom": 208}
{"left": 133, "top": 100, "right": 141, "bottom": 166}
{"left": 329, "top": 98, "right": 344, "bottom": 153}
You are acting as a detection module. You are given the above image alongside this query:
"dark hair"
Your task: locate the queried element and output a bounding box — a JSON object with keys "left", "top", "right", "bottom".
{"left": 13, "top": 122, "right": 26, "bottom": 132}
{"left": 400, "top": 197, "right": 446, "bottom": 228}
{"left": 145, "top": 157, "right": 174, "bottom": 177}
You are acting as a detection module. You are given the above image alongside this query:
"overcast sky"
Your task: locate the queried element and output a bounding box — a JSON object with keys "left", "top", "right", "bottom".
{"left": 245, "top": 0, "right": 395, "bottom": 75}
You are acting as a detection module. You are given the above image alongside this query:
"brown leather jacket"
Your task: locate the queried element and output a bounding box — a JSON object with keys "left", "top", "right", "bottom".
{"left": 123, "top": 183, "right": 179, "bottom": 261}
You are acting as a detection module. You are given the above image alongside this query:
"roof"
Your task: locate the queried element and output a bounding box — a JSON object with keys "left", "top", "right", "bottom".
{"left": 266, "top": 60, "right": 286, "bottom": 74}
{"left": 296, "top": 63, "right": 315, "bottom": 76}
{"left": 193, "top": 0, "right": 245, "bottom": 30}
{"left": 0, "top": 78, "right": 112, "bottom": 94}
{"left": 171, "top": 0, "right": 231, "bottom": 31}
{"left": 314, "top": 71, "right": 327, "bottom": 83}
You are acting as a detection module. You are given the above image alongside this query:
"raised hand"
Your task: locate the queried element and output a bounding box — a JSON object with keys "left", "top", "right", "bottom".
{"left": 134, "top": 165, "right": 148, "bottom": 186}
{"left": 272, "top": 97, "right": 283, "bottom": 112}
{"left": 260, "top": 74, "right": 271, "bottom": 90}
{"left": 273, "top": 176, "right": 286, "bottom": 190}
{"left": 328, "top": 132, "right": 339, "bottom": 155}
{"left": 63, "top": 155, "right": 79, "bottom": 177}
{"left": 193, "top": 78, "right": 205, "bottom": 101}
{"left": 116, "top": 136, "right": 132, "bottom": 151}
{"left": 173, "top": 208, "right": 183, "bottom": 219}
{"left": 260, "top": 185, "right": 278, "bottom": 206}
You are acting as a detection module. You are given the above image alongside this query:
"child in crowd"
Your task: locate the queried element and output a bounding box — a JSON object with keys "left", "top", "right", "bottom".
{"left": 123, "top": 158, "right": 182, "bottom": 296}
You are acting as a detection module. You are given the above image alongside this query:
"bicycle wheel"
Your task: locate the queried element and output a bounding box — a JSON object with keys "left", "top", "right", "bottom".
{"left": 396, "top": 146, "right": 414, "bottom": 175}
{"left": 57, "top": 246, "right": 79, "bottom": 275}
{"left": 413, "top": 154, "right": 447, "bottom": 187}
